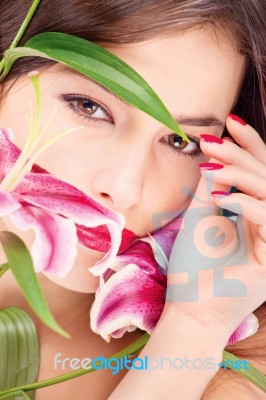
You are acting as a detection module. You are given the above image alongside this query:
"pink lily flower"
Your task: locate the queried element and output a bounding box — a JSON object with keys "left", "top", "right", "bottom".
{"left": 90, "top": 218, "right": 180, "bottom": 342}
{"left": 90, "top": 239, "right": 168, "bottom": 342}
{"left": 90, "top": 218, "right": 259, "bottom": 345}
{"left": 0, "top": 128, "right": 125, "bottom": 277}
{"left": 226, "top": 313, "right": 259, "bottom": 346}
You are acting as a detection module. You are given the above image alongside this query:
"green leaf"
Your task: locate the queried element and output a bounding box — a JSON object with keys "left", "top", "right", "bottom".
{"left": 0, "top": 307, "right": 39, "bottom": 400}
{"left": 0, "top": 263, "right": 10, "bottom": 278}
{"left": 0, "top": 333, "right": 150, "bottom": 396}
{"left": 0, "top": 231, "right": 69, "bottom": 338}
{"left": 222, "top": 350, "right": 266, "bottom": 393}
{"left": 0, "top": 391, "right": 31, "bottom": 400}
{"left": 0, "top": 32, "right": 188, "bottom": 142}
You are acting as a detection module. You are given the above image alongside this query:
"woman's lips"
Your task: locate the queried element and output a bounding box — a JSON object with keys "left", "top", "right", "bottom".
{"left": 76, "top": 224, "right": 137, "bottom": 254}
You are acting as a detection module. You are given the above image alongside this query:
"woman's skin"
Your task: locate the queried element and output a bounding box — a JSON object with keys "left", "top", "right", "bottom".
{"left": 0, "top": 26, "right": 245, "bottom": 292}
{"left": 0, "top": 25, "right": 265, "bottom": 399}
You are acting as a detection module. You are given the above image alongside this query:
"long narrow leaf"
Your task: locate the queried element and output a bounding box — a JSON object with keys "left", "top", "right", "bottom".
{"left": 0, "top": 232, "right": 69, "bottom": 338}
{"left": 0, "top": 32, "right": 188, "bottom": 141}
{"left": 0, "top": 391, "right": 31, "bottom": 400}
{"left": 0, "top": 307, "right": 39, "bottom": 400}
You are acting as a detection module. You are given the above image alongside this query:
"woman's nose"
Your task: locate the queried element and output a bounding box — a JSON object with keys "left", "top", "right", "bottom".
{"left": 90, "top": 140, "right": 149, "bottom": 212}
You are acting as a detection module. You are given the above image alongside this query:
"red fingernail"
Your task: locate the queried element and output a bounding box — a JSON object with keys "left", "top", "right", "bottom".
{"left": 228, "top": 114, "right": 247, "bottom": 126}
{"left": 199, "top": 162, "right": 224, "bottom": 170}
{"left": 211, "top": 191, "right": 231, "bottom": 197}
{"left": 200, "top": 134, "right": 223, "bottom": 144}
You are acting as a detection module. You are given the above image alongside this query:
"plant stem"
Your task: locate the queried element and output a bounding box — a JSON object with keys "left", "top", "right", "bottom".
{"left": 0, "top": 333, "right": 149, "bottom": 397}
{"left": 0, "top": 390, "right": 31, "bottom": 399}
{"left": 0, "top": 263, "right": 10, "bottom": 278}
{"left": 9, "top": 0, "right": 41, "bottom": 50}
{"left": 0, "top": 59, "right": 5, "bottom": 76}
{"left": 0, "top": 332, "right": 264, "bottom": 397}
{"left": 222, "top": 350, "right": 266, "bottom": 392}
{"left": 28, "top": 72, "right": 42, "bottom": 143}
{"left": 0, "top": 0, "right": 41, "bottom": 75}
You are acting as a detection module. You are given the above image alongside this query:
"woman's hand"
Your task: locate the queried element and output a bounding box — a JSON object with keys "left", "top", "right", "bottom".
{"left": 165, "top": 115, "right": 266, "bottom": 343}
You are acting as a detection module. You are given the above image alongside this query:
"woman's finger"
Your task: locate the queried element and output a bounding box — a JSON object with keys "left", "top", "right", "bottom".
{"left": 226, "top": 115, "right": 266, "bottom": 163}
{"left": 188, "top": 157, "right": 230, "bottom": 216}
{"left": 201, "top": 165, "right": 266, "bottom": 200}
{"left": 211, "top": 192, "right": 266, "bottom": 226}
{"left": 200, "top": 135, "right": 266, "bottom": 178}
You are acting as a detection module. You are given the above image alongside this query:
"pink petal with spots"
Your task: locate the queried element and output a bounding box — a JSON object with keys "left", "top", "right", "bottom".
{"left": 0, "top": 128, "right": 20, "bottom": 180}
{"left": 0, "top": 190, "right": 21, "bottom": 216}
{"left": 9, "top": 205, "right": 77, "bottom": 277}
{"left": 227, "top": 313, "right": 259, "bottom": 345}
{"left": 90, "top": 263, "right": 166, "bottom": 342}
{"left": 111, "top": 325, "right": 137, "bottom": 339}
{"left": 101, "top": 240, "right": 166, "bottom": 285}
{"left": 15, "top": 173, "right": 125, "bottom": 275}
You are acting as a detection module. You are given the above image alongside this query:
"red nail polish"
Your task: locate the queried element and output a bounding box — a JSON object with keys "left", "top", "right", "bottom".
{"left": 199, "top": 162, "right": 224, "bottom": 170}
{"left": 200, "top": 134, "right": 223, "bottom": 144}
{"left": 211, "top": 191, "right": 230, "bottom": 197}
{"left": 228, "top": 114, "right": 247, "bottom": 126}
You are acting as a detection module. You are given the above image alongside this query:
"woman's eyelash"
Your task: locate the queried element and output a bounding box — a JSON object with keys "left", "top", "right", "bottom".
{"left": 160, "top": 134, "right": 202, "bottom": 159}
{"left": 59, "top": 93, "right": 201, "bottom": 159}
{"left": 58, "top": 93, "right": 113, "bottom": 124}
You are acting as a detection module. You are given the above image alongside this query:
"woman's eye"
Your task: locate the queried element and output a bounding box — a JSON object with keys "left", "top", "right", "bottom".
{"left": 161, "top": 133, "right": 201, "bottom": 157}
{"left": 59, "top": 94, "right": 113, "bottom": 123}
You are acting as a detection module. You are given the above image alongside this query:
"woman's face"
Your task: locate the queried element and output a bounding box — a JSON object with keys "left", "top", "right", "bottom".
{"left": 0, "top": 26, "right": 245, "bottom": 292}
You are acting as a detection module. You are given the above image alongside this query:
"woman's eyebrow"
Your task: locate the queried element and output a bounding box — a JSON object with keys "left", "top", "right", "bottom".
{"left": 174, "top": 115, "right": 225, "bottom": 128}
{"left": 59, "top": 66, "right": 225, "bottom": 128}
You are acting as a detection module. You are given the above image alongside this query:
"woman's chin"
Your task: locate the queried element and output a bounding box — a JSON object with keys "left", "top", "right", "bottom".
{"left": 43, "top": 244, "right": 103, "bottom": 293}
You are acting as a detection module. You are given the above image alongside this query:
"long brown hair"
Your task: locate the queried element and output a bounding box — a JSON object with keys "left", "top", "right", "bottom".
{"left": 1, "top": 0, "right": 266, "bottom": 396}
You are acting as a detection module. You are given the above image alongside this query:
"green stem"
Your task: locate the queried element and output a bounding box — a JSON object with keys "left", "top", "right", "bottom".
{"left": 0, "top": 0, "right": 41, "bottom": 75}
{"left": 0, "top": 59, "right": 5, "bottom": 76}
{"left": 8, "top": 0, "right": 41, "bottom": 50}
{"left": 1, "top": 73, "right": 42, "bottom": 192}
{"left": 0, "top": 333, "right": 264, "bottom": 397}
{"left": 0, "top": 390, "right": 30, "bottom": 400}
{"left": 0, "top": 263, "right": 10, "bottom": 278}
{"left": 29, "top": 73, "right": 41, "bottom": 142}
{"left": 222, "top": 350, "right": 266, "bottom": 392}
{"left": 0, "top": 333, "right": 149, "bottom": 397}
{"left": 0, "top": 71, "right": 42, "bottom": 192}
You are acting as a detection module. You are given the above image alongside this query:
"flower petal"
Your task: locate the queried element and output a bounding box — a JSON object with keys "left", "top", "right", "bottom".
{"left": 9, "top": 205, "right": 78, "bottom": 277}
{"left": 152, "top": 216, "right": 182, "bottom": 259}
{"left": 227, "top": 313, "right": 259, "bottom": 345}
{"left": 15, "top": 173, "right": 125, "bottom": 275}
{"left": 0, "top": 128, "right": 20, "bottom": 181}
{"left": 110, "top": 325, "right": 137, "bottom": 339}
{"left": 102, "top": 240, "right": 166, "bottom": 285}
{"left": 90, "top": 263, "right": 166, "bottom": 342}
{"left": 0, "top": 190, "right": 21, "bottom": 216}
